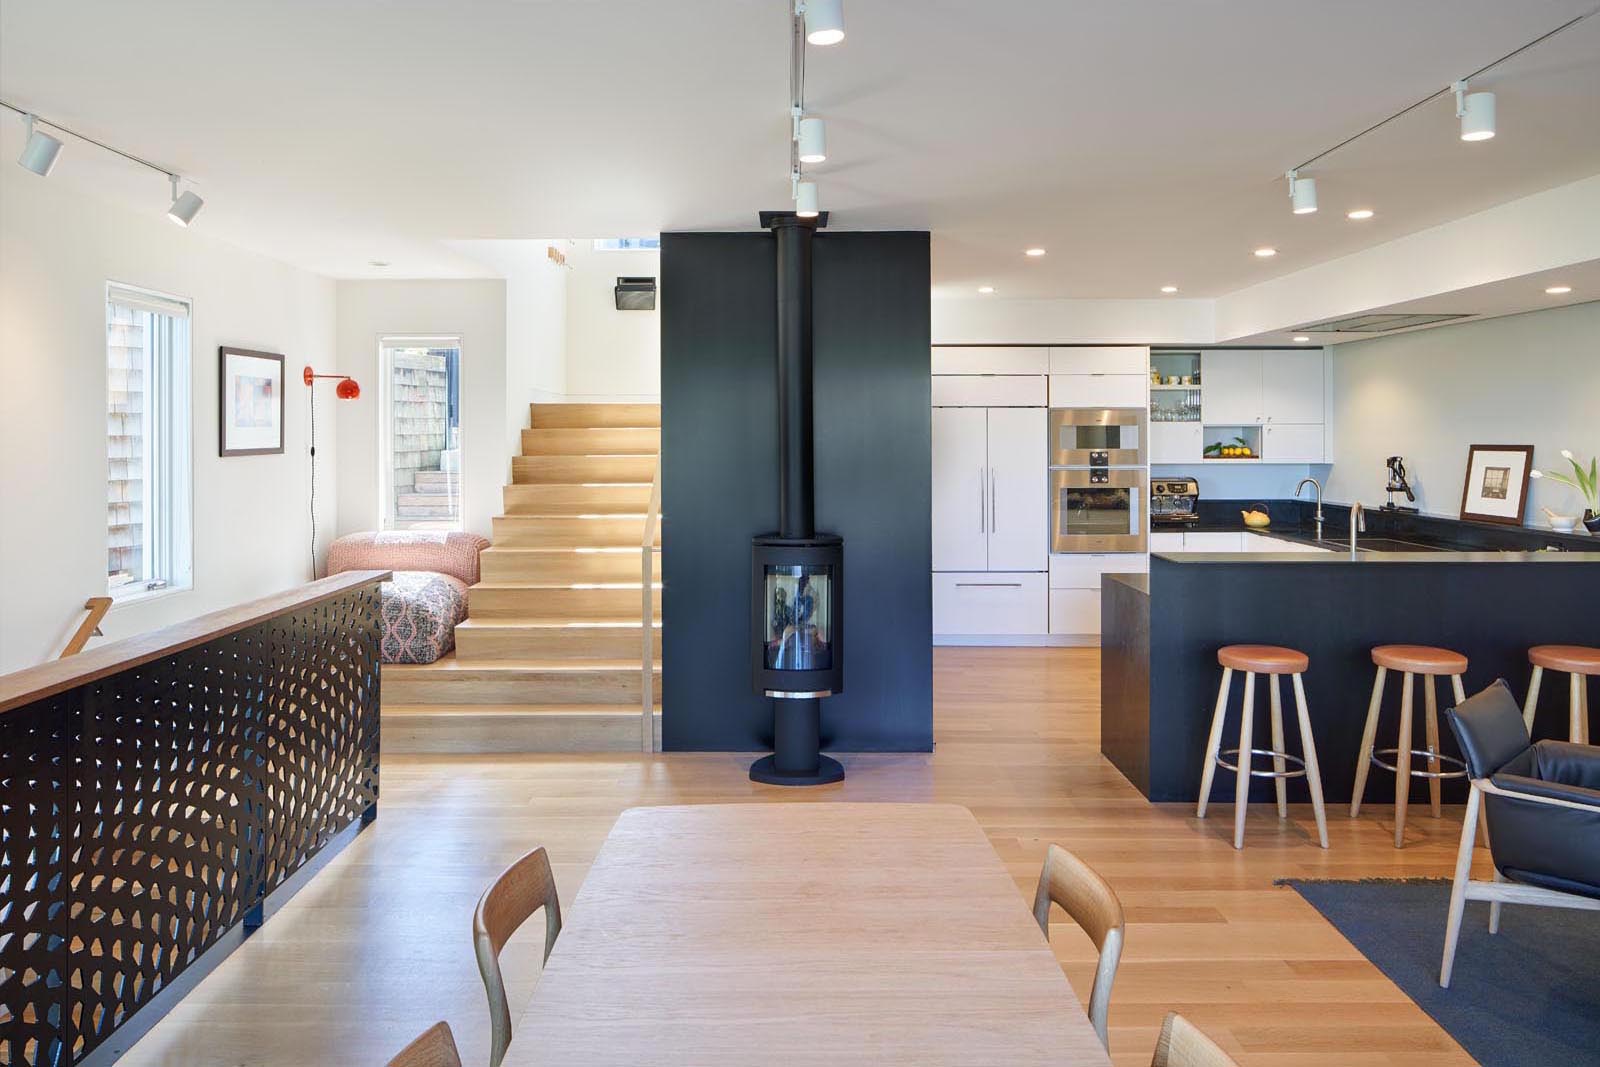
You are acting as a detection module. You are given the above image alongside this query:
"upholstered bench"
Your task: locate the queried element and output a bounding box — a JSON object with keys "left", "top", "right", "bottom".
{"left": 327, "top": 530, "right": 489, "bottom": 664}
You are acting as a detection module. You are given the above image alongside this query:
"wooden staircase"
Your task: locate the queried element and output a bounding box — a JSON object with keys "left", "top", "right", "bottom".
{"left": 383, "top": 402, "right": 661, "bottom": 753}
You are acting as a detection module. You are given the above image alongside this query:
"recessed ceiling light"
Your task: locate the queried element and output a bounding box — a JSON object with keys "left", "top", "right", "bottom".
{"left": 1024, "top": 247, "right": 1046, "bottom": 257}
{"left": 977, "top": 286, "right": 995, "bottom": 294}
{"left": 1293, "top": 335, "right": 1311, "bottom": 343}
{"left": 1254, "top": 247, "right": 1277, "bottom": 258}
{"left": 1160, "top": 286, "right": 1179, "bottom": 294}
{"left": 1546, "top": 285, "right": 1573, "bottom": 295}
{"left": 1347, "top": 209, "right": 1375, "bottom": 220}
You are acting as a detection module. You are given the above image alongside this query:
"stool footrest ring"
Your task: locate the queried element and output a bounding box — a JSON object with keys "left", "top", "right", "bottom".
{"left": 1370, "top": 747, "right": 1468, "bottom": 780}
{"left": 1215, "top": 747, "right": 1308, "bottom": 779}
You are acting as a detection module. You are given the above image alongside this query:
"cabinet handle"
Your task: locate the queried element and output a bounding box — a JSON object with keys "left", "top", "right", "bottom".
{"left": 990, "top": 467, "right": 998, "bottom": 532}
{"left": 956, "top": 581, "right": 1023, "bottom": 588}
{"left": 979, "top": 468, "right": 986, "bottom": 532}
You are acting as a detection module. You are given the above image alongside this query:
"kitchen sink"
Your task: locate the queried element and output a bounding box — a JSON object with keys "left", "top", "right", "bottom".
{"left": 1313, "top": 536, "right": 1442, "bottom": 553}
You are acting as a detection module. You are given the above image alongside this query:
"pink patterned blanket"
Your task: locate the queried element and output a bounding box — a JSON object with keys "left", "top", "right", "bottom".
{"left": 328, "top": 530, "right": 489, "bottom": 664}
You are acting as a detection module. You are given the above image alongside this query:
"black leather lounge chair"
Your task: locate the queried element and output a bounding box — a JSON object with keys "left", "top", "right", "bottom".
{"left": 1441, "top": 679, "right": 1600, "bottom": 987}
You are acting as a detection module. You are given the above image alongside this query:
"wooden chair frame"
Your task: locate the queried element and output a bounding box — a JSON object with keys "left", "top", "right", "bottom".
{"left": 1150, "top": 1011, "right": 1239, "bottom": 1067}
{"left": 1031, "top": 843, "right": 1126, "bottom": 1049}
{"left": 473, "top": 846, "right": 563, "bottom": 1067}
{"left": 386, "top": 1021, "right": 463, "bottom": 1067}
{"left": 1439, "top": 777, "right": 1600, "bottom": 987}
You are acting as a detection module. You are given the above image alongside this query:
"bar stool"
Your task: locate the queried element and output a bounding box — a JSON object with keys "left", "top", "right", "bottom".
{"left": 1350, "top": 644, "right": 1468, "bottom": 848}
{"left": 1523, "top": 645, "right": 1600, "bottom": 742}
{"left": 1197, "top": 645, "right": 1329, "bottom": 851}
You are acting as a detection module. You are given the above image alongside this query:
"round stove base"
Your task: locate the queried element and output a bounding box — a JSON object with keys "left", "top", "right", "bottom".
{"left": 748, "top": 754, "right": 845, "bottom": 787}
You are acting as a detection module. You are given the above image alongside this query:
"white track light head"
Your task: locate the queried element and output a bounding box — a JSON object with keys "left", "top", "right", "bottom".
{"left": 167, "top": 174, "right": 204, "bottom": 226}
{"left": 795, "top": 181, "right": 819, "bottom": 218}
{"left": 18, "top": 115, "right": 63, "bottom": 177}
{"left": 803, "top": 0, "right": 844, "bottom": 45}
{"left": 1454, "top": 80, "right": 1496, "bottom": 141}
{"left": 1287, "top": 170, "right": 1318, "bottom": 214}
{"left": 797, "top": 116, "right": 827, "bottom": 163}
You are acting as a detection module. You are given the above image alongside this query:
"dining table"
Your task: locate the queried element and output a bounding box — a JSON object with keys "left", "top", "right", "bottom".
{"left": 508, "top": 802, "right": 1114, "bottom": 1066}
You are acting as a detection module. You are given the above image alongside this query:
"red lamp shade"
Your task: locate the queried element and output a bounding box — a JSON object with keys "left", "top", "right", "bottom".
{"left": 303, "top": 365, "right": 360, "bottom": 399}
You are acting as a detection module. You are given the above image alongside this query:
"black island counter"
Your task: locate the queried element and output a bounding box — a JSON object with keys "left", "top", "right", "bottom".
{"left": 1102, "top": 531, "right": 1600, "bottom": 806}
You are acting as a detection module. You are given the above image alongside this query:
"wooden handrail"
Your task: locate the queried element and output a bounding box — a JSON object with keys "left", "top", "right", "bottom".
{"left": 60, "top": 596, "right": 114, "bottom": 659}
{"left": 0, "top": 571, "right": 391, "bottom": 714}
{"left": 641, "top": 457, "right": 663, "bottom": 753}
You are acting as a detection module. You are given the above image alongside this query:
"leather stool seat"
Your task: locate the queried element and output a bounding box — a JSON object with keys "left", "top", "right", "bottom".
{"left": 1529, "top": 645, "right": 1600, "bottom": 675}
{"left": 1218, "top": 644, "right": 1309, "bottom": 674}
{"left": 1372, "top": 644, "right": 1469, "bottom": 675}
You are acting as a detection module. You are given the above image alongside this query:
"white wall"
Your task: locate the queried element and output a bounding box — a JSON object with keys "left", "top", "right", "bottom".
{"left": 1151, "top": 463, "right": 1329, "bottom": 502}
{"left": 1325, "top": 300, "right": 1600, "bottom": 524}
{"left": 932, "top": 297, "right": 1214, "bottom": 345}
{"left": 334, "top": 280, "right": 508, "bottom": 539}
{"left": 0, "top": 168, "right": 337, "bottom": 672}
{"left": 562, "top": 242, "right": 660, "bottom": 399}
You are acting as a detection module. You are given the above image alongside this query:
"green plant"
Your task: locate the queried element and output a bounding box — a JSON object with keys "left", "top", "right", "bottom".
{"left": 1530, "top": 449, "right": 1599, "bottom": 514}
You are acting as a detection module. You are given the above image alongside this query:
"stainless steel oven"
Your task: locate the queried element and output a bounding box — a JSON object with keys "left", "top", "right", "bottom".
{"left": 1048, "top": 408, "right": 1146, "bottom": 468}
{"left": 1051, "top": 468, "right": 1147, "bottom": 553}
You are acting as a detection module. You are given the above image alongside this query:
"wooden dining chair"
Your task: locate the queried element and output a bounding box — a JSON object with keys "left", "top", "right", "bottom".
{"left": 386, "top": 1022, "right": 462, "bottom": 1067}
{"left": 1150, "top": 1012, "right": 1240, "bottom": 1067}
{"left": 473, "top": 846, "right": 563, "bottom": 1067}
{"left": 1031, "top": 843, "right": 1126, "bottom": 1049}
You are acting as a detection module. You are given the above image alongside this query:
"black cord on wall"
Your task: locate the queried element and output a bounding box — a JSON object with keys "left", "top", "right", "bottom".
{"left": 309, "top": 385, "right": 318, "bottom": 580}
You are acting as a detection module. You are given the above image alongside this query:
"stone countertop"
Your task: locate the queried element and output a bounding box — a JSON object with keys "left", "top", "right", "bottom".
{"left": 1153, "top": 548, "right": 1600, "bottom": 564}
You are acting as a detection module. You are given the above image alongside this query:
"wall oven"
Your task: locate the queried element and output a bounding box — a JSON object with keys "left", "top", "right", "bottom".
{"left": 1051, "top": 468, "right": 1147, "bottom": 553}
{"left": 1048, "top": 408, "right": 1145, "bottom": 468}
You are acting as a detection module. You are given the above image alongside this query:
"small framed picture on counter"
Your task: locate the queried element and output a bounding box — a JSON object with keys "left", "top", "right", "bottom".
{"left": 1460, "top": 444, "right": 1534, "bottom": 526}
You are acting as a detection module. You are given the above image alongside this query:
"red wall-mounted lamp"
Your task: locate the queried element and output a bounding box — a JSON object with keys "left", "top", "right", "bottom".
{"left": 304, "top": 365, "right": 361, "bottom": 399}
{"left": 304, "top": 366, "right": 361, "bottom": 580}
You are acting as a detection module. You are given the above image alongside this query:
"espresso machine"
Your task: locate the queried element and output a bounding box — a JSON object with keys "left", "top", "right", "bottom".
{"left": 1383, "top": 456, "right": 1418, "bottom": 512}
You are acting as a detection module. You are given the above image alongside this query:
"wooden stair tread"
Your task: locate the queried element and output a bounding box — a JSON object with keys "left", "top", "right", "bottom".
{"left": 530, "top": 402, "right": 660, "bottom": 429}
{"left": 386, "top": 657, "right": 657, "bottom": 673}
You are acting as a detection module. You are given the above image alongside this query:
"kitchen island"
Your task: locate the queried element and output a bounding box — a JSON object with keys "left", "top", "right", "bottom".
{"left": 1101, "top": 541, "right": 1600, "bottom": 804}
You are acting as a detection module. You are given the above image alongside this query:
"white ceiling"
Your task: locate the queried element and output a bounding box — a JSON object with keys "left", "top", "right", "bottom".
{"left": 2, "top": 0, "right": 1597, "bottom": 296}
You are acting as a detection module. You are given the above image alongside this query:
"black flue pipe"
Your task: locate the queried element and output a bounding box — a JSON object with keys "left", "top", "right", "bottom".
{"left": 772, "top": 215, "right": 815, "bottom": 540}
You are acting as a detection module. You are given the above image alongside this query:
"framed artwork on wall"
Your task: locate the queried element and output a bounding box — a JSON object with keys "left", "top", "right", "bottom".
{"left": 219, "top": 347, "right": 285, "bottom": 456}
{"left": 1459, "top": 444, "right": 1534, "bottom": 526}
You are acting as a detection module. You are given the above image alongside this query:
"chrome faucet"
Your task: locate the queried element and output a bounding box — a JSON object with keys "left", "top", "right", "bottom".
{"left": 1349, "top": 501, "right": 1366, "bottom": 560}
{"left": 1296, "top": 476, "right": 1324, "bottom": 540}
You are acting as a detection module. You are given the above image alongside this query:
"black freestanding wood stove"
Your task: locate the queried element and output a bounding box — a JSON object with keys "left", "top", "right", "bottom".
{"left": 749, "top": 210, "right": 845, "bottom": 786}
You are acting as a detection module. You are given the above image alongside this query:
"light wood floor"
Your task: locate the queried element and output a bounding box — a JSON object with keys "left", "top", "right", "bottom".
{"left": 119, "top": 647, "right": 1480, "bottom": 1067}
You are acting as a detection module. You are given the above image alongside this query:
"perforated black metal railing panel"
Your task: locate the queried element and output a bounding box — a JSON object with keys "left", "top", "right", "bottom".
{"left": 0, "top": 583, "right": 381, "bottom": 1066}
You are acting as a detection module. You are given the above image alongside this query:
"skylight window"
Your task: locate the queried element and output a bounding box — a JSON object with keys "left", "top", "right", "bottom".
{"left": 592, "top": 237, "right": 660, "bottom": 251}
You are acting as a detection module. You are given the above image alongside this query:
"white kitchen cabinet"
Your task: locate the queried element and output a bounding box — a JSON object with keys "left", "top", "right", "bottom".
{"left": 932, "top": 347, "right": 1049, "bottom": 375}
{"left": 1150, "top": 532, "right": 1185, "bottom": 553}
{"left": 986, "top": 407, "right": 1049, "bottom": 571}
{"left": 1261, "top": 349, "right": 1325, "bottom": 424}
{"left": 932, "top": 407, "right": 990, "bottom": 571}
{"left": 1049, "top": 552, "right": 1148, "bottom": 589}
{"left": 1263, "top": 422, "right": 1326, "bottom": 463}
{"left": 1049, "top": 588, "right": 1102, "bottom": 637}
{"left": 1181, "top": 531, "right": 1245, "bottom": 552}
{"left": 934, "top": 572, "right": 1048, "bottom": 635}
{"left": 1200, "top": 351, "right": 1263, "bottom": 424}
{"left": 932, "top": 405, "right": 1046, "bottom": 571}
{"left": 930, "top": 375, "right": 1046, "bottom": 407}
{"left": 1149, "top": 422, "right": 1203, "bottom": 464}
{"left": 1049, "top": 373, "right": 1146, "bottom": 408}
{"left": 1049, "top": 347, "right": 1149, "bottom": 375}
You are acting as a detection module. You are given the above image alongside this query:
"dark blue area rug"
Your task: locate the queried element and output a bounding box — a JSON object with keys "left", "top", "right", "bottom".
{"left": 1285, "top": 879, "right": 1600, "bottom": 1067}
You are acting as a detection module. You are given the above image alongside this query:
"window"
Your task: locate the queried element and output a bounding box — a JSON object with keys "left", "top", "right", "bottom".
{"left": 379, "top": 337, "right": 463, "bottom": 530}
{"left": 106, "top": 283, "right": 192, "bottom": 598}
{"left": 591, "top": 237, "right": 660, "bottom": 251}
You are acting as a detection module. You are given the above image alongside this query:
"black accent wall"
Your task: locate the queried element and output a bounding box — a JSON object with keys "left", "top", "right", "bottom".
{"left": 660, "top": 230, "right": 932, "bottom": 752}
